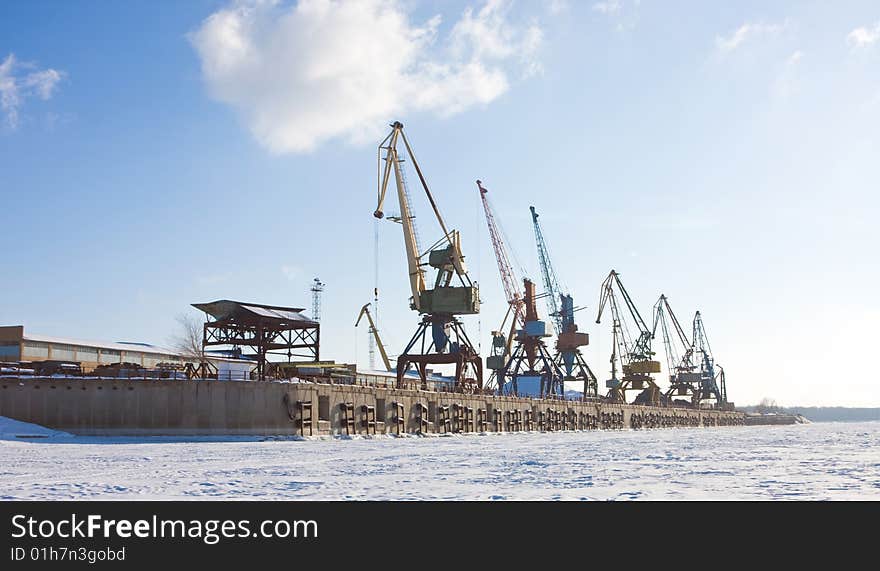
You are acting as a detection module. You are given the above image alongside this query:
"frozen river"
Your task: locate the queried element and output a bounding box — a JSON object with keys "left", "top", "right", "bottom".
{"left": 2, "top": 418, "right": 878, "bottom": 500}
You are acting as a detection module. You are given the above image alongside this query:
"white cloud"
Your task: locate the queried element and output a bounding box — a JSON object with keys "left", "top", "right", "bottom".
{"left": 592, "top": 0, "right": 620, "bottom": 15}
{"left": 847, "top": 21, "right": 880, "bottom": 48}
{"left": 24, "top": 69, "right": 63, "bottom": 99}
{"left": 190, "top": 0, "right": 542, "bottom": 154}
{"left": 0, "top": 53, "right": 63, "bottom": 129}
{"left": 715, "top": 22, "right": 783, "bottom": 54}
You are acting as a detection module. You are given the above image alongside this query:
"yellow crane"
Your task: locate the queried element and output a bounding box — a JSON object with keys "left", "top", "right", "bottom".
{"left": 374, "top": 122, "right": 474, "bottom": 313}
{"left": 355, "top": 303, "right": 392, "bottom": 372}
{"left": 373, "top": 121, "right": 482, "bottom": 391}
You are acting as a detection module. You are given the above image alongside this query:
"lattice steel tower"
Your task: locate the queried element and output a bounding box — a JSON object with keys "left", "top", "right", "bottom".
{"left": 310, "top": 278, "right": 325, "bottom": 322}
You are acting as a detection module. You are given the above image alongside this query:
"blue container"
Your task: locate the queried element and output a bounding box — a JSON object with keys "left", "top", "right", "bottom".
{"left": 524, "top": 320, "right": 546, "bottom": 337}
{"left": 506, "top": 376, "right": 542, "bottom": 397}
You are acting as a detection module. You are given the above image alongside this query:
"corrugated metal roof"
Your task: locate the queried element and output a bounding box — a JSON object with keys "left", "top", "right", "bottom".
{"left": 192, "top": 300, "right": 316, "bottom": 325}
{"left": 22, "top": 333, "right": 180, "bottom": 356}
{"left": 240, "top": 304, "right": 308, "bottom": 321}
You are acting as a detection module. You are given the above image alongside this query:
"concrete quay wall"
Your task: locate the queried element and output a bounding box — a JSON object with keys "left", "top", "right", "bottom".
{"left": 0, "top": 377, "right": 744, "bottom": 436}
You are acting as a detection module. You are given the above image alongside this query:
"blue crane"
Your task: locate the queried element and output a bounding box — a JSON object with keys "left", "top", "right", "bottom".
{"left": 529, "top": 206, "right": 597, "bottom": 399}
{"left": 692, "top": 311, "right": 727, "bottom": 405}
{"left": 530, "top": 206, "right": 564, "bottom": 336}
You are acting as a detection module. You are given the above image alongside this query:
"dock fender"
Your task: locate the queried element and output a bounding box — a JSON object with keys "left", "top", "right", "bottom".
{"left": 282, "top": 392, "right": 296, "bottom": 421}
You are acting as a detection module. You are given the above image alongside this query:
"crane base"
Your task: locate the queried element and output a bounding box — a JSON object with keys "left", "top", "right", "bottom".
{"left": 396, "top": 353, "right": 483, "bottom": 393}
{"left": 395, "top": 315, "right": 483, "bottom": 392}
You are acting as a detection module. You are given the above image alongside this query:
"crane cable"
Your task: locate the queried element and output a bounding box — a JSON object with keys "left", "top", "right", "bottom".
{"left": 475, "top": 184, "right": 482, "bottom": 356}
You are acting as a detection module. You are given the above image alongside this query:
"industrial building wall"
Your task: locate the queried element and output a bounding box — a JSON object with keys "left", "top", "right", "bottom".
{"left": 0, "top": 325, "right": 184, "bottom": 370}
{"left": 0, "top": 343, "right": 20, "bottom": 362}
{"left": 16, "top": 342, "right": 182, "bottom": 371}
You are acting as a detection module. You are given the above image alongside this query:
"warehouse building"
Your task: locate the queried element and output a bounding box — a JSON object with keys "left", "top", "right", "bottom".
{"left": 0, "top": 325, "right": 185, "bottom": 371}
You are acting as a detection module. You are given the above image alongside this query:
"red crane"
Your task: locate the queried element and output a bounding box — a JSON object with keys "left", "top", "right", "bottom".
{"left": 478, "top": 180, "right": 524, "bottom": 325}
{"left": 477, "top": 180, "right": 525, "bottom": 390}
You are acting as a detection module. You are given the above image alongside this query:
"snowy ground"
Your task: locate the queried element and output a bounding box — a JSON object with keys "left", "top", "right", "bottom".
{"left": 1, "top": 417, "right": 878, "bottom": 500}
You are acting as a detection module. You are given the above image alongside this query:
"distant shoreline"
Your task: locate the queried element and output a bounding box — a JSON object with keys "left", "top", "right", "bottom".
{"left": 739, "top": 407, "right": 880, "bottom": 423}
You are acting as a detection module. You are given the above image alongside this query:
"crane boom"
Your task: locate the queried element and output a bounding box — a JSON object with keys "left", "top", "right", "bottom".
{"left": 478, "top": 181, "right": 524, "bottom": 326}
{"left": 597, "top": 270, "right": 652, "bottom": 359}
{"left": 597, "top": 276, "right": 631, "bottom": 367}
{"left": 376, "top": 126, "right": 425, "bottom": 308}
{"left": 530, "top": 206, "right": 563, "bottom": 335}
{"left": 478, "top": 180, "right": 526, "bottom": 391}
{"left": 651, "top": 294, "right": 693, "bottom": 375}
{"left": 652, "top": 295, "right": 690, "bottom": 350}
{"left": 693, "top": 311, "right": 713, "bottom": 366}
{"left": 651, "top": 294, "right": 702, "bottom": 407}
{"left": 355, "top": 303, "right": 392, "bottom": 372}
{"left": 399, "top": 129, "right": 453, "bottom": 244}
{"left": 375, "top": 121, "right": 473, "bottom": 313}
{"left": 693, "top": 311, "right": 723, "bottom": 402}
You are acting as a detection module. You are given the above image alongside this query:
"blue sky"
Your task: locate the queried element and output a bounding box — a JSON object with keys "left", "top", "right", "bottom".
{"left": 2, "top": 1, "right": 878, "bottom": 406}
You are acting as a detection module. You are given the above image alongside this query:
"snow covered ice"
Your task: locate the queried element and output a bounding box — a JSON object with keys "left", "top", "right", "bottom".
{"left": 1, "top": 417, "right": 878, "bottom": 500}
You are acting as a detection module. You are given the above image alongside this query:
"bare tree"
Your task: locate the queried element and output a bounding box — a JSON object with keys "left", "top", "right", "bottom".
{"left": 173, "top": 313, "right": 205, "bottom": 361}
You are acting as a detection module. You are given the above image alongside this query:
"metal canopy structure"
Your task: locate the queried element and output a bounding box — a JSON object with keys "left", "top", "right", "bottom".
{"left": 192, "top": 300, "right": 319, "bottom": 381}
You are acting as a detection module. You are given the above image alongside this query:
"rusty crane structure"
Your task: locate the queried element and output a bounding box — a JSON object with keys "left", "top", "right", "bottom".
{"left": 500, "top": 278, "right": 565, "bottom": 397}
